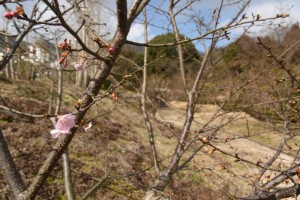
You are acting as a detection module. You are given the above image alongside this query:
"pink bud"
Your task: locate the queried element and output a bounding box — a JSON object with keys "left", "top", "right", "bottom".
{"left": 107, "top": 47, "right": 116, "bottom": 55}
{"left": 10, "top": 12, "right": 18, "bottom": 17}
{"left": 112, "top": 92, "right": 118, "bottom": 101}
{"left": 63, "top": 59, "right": 68, "bottom": 68}
{"left": 74, "top": 63, "right": 85, "bottom": 71}
{"left": 58, "top": 58, "right": 64, "bottom": 64}
{"left": 4, "top": 11, "right": 13, "bottom": 20}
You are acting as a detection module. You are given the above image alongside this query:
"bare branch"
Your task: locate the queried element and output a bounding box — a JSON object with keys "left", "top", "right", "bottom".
{"left": 127, "top": 0, "right": 151, "bottom": 24}
{"left": 257, "top": 37, "right": 300, "bottom": 86}
{"left": 126, "top": 15, "right": 284, "bottom": 47}
{"left": 116, "top": 0, "right": 129, "bottom": 33}
{"left": 0, "top": 22, "right": 34, "bottom": 71}
{"left": 255, "top": 121, "right": 287, "bottom": 188}
{"left": 0, "top": 104, "right": 47, "bottom": 118}
{"left": 174, "top": 0, "right": 197, "bottom": 17}
{"left": 141, "top": 8, "right": 160, "bottom": 173}
{"left": 127, "top": 0, "right": 142, "bottom": 23}
{"left": 42, "top": 0, "right": 107, "bottom": 63}
{"left": 62, "top": 148, "right": 75, "bottom": 200}
{"left": 169, "top": 0, "right": 187, "bottom": 89}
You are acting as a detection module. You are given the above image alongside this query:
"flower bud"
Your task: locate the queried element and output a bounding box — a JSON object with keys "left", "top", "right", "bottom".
{"left": 107, "top": 47, "right": 116, "bottom": 55}
{"left": 4, "top": 11, "right": 13, "bottom": 19}
{"left": 112, "top": 92, "right": 118, "bottom": 101}
{"left": 58, "top": 58, "right": 64, "bottom": 64}
{"left": 63, "top": 59, "right": 68, "bottom": 68}
{"left": 10, "top": 12, "right": 18, "bottom": 17}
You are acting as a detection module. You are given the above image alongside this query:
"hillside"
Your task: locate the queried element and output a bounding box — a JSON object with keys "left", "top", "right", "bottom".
{"left": 0, "top": 76, "right": 297, "bottom": 199}
{"left": 0, "top": 78, "right": 231, "bottom": 199}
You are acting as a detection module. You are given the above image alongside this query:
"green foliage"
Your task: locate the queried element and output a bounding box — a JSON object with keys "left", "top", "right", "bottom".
{"left": 222, "top": 43, "right": 237, "bottom": 63}
{"left": 148, "top": 33, "right": 200, "bottom": 76}
{"left": 112, "top": 33, "right": 200, "bottom": 93}
{"left": 149, "top": 33, "right": 199, "bottom": 61}
{"left": 103, "top": 79, "right": 112, "bottom": 90}
{"left": 110, "top": 46, "right": 143, "bottom": 90}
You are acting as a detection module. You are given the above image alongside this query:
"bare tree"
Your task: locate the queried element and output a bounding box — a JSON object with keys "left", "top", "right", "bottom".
{"left": 0, "top": 0, "right": 299, "bottom": 199}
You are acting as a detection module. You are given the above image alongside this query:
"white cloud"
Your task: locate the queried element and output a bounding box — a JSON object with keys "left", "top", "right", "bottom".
{"left": 229, "top": 0, "right": 300, "bottom": 37}
{"left": 127, "top": 23, "right": 155, "bottom": 43}
{"left": 199, "top": 0, "right": 300, "bottom": 48}
{"left": 127, "top": 23, "right": 144, "bottom": 42}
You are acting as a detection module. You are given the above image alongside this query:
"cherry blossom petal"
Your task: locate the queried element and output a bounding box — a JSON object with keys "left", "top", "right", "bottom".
{"left": 74, "top": 63, "right": 85, "bottom": 71}
{"left": 50, "top": 114, "right": 75, "bottom": 138}
{"left": 84, "top": 122, "right": 92, "bottom": 132}
{"left": 50, "top": 129, "right": 64, "bottom": 138}
{"left": 55, "top": 114, "right": 75, "bottom": 131}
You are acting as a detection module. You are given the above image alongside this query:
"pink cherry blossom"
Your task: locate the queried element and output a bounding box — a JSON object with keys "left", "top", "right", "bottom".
{"left": 4, "top": 11, "right": 13, "bottom": 19}
{"left": 50, "top": 114, "right": 75, "bottom": 138}
{"left": 74, "top": 63, "right": 85, "bottom": 71}
{"left": 84, "top": 122, "right": 92, "bottom": 132}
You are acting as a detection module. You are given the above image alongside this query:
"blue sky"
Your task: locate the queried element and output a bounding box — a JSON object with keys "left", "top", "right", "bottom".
{"left": 127, "top": 0, "right": 300, "bottom": 51}
{"left": 1, "top": 0, "right": 300, "bottom": 51}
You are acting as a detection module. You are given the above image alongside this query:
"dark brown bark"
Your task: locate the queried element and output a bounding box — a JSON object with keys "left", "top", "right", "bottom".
{"left": 0, "top": 127, "right": 26, "bottom": 199}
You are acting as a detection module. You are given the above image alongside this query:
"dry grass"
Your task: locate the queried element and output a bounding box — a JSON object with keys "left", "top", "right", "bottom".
{"left": 0, "top": 78, "right": 295, "bottom": 199}
{"left": 155, "top": 101, "right": 296, "bottom": 197}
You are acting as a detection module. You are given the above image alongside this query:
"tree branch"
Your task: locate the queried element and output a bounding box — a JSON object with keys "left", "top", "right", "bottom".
{"left": 0, "top": 128, "right": 26, "bottom": 199}
{"left": 127, "top": 0, "right": 150, "bottom": 24}
{"left": 0, "top": 22, "right": 35, "bottom": 71}
{"left": 116, "top": 0, "right": 129, "bottom": 33}
{"left": 169, "top": 0, "right": 188, "bottom": 89}
{"left": 42, "top": 0, "right": 107, "bottom": 63}
{"left": 141, "top": 8, "right": 160, "bottom": 173}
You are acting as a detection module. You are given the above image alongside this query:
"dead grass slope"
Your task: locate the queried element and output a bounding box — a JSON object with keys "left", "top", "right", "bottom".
{"left": 0, "top": 78, "right": 229, "bottom": 200}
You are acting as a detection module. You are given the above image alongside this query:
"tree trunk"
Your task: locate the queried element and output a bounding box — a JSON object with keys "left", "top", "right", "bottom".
{"left": 10, "top": 59, "right": 14, "bottom": 80}
{"left": 0, "top": 128, "right": 26, "bottom": 199}
{"left": 143, "top": 173, "right": 170, "bottom": 200}
{"left": 143, "top": 190, "right": 168, "bottom": 200}
{"left": 5, "top": 65, "right": 9, "bottom": 78}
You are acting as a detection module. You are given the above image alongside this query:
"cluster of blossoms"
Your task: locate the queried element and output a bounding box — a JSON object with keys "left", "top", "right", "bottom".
{"left": 3, "top": 6, "right": 26, "bottom": 20}
{"left": 55, "top": 37, "right": 116, "bottom": 71}
{"left": 57, "top": 39, "right": 87, "bottom": 71}
{"left": 58, "top": 39, "right": 116, "bottom": 71}
{"left": 4, "top": 11, "right": 18, "bottom": 19}
{"left": 58, "top": 39, "right": 72, "bottom": 68}
{"left": 50, "top": 113, "right": 92, "bottom": 138}
{"left": 72, "top": 46, "right": 115, "bottom": 71}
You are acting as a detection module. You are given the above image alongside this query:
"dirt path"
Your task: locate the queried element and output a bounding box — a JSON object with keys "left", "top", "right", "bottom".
{"left": 155, "top": 101, "right": 296, "bottom": 197}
